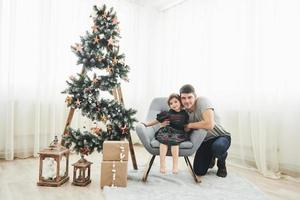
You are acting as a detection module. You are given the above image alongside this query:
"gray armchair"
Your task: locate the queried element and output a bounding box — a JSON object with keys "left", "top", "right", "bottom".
{"left": 136, "top": 97, "right": 207, "bottom": 182}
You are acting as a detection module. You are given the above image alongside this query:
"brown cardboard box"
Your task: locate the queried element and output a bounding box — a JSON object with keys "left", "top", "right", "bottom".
{"left": 103, "top": 140, "right": 129, "bottom": 161}
{"left": 100, "top": 161, "right": 128, "bottom": 188}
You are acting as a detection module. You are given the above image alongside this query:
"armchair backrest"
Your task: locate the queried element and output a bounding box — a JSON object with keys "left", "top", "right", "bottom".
{"left": 146, "top": 97, "right": 168, "bottom": 120}
{"left": 146, "top": 97, "right": 169, "bottom": 132}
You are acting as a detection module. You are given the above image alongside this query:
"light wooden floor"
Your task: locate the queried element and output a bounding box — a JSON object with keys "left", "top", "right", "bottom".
{"left": 0, "top": 145, "right": 299, "bottom": 200}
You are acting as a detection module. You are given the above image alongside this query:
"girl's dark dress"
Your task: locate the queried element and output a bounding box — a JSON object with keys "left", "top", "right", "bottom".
{"left": 155, "top": 109, "right": 189, "bottom": 146}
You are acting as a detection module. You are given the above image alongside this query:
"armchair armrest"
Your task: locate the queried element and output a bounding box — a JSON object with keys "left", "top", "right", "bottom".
{"left": 136, "top": 123, "right": 156, "bottom": 153}
{"left": 189, "top": 129, "right": 207, "bottom": 153}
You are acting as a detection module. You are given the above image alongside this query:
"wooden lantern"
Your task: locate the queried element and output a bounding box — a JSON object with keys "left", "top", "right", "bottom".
{"left": 72, "top": 155, "right": 93, "bottom": 186}
{"left": 37, "top": 136, "right": 70, "bottom": 187}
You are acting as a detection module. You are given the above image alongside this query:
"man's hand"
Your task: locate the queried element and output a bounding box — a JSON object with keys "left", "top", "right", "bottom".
{"left": 160, "top": 120, "right": 170, "bottom": 128}
{"left": 187, "top": 109, "right": 215, "bottom": 130}
{"left": 184, "top": 124, "right": 191, "bottom": 132}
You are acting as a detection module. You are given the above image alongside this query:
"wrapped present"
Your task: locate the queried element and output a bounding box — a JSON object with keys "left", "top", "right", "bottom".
{"left": 103, "top": 141, "right": 129, "bottom": 162}
{"left": 100, "top": 161, "right": 128, "bottom": 188}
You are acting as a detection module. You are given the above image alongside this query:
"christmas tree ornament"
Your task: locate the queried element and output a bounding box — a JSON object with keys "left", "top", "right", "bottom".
{"left": 107, "top": 37, "right": 114, "bottom": 46}
{"left": 120, "top": 125, "right": 128, "bottom": 135}
{"left": 76, "top": 99, "right": 81, "bottom": 106}
{"left": 112, "top": 17, "right": 118, "bottom": 25}
{"left": 93, "top": 35, "right": 100, "bottom": 44}
{"left": 90, "top": 58, "right": 96, "bottom": 64}
{"left": 100, "top": 114, "right": 108, "bottom": 123}
{"left": 80, "top": 147, "right": 90, "bottom": 155}
{"left": 73, "top": 43, "right": 83, "bottom": 53}
{"left": 91, "top": 24, "right": 99, "bottom": 33}
{"left": 96, "top": 54, "right": 103, "bottom": 62}
{"left": 112, "top": 57, "right": 118, "bottom": 65}
{"left": 106, "top": 66, "right": 113, "bottom": 74}
{"left": 102, "top": 12, "right": 107, "bottom": 19}
{"left": 91, "top": 127, "right": 102, "bottom": 135}
{"left": 92, "top": 78, "right": 98, "bottom": 84}
{"left": 65, "top": 96, "right": 73, "bottom": 105}
{"left": 106, "top": 124, "right": 113, "bottom": 134}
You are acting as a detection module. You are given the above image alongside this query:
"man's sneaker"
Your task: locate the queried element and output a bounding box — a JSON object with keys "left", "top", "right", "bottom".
{"left": 216, "top": 166, "right": 227, "bottom": 177}
{"left": 208, "top": 157, "right": 216, "bottom": 169}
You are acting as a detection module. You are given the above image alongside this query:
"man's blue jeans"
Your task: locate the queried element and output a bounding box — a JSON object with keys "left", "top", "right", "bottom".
{"left": 193, "top": 135, "right": 231, "bottom": 176}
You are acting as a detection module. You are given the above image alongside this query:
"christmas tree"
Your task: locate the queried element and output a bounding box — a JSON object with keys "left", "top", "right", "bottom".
{"left": 62, "top": 5, "right": 137, "bottom": 156}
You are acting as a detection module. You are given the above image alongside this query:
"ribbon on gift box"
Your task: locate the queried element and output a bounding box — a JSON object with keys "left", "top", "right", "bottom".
{"left": 111, "top": 161, "right": 116, "bottom": 187}
{"left": 119, "top": 145, "right": 125, "bottom": 162}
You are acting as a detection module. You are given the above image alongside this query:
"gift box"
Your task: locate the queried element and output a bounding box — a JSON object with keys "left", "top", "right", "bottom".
{"left": 100, "top": 161, "right": 128, "bottom": 188}
{"left": 103, "top": 140, "right": 129, "bottom": 161}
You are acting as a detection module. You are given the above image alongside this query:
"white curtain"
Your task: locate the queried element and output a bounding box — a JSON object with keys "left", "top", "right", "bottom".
{"left": 144, "top": 0, "right": 300, "bottom": 178}
{"left": 0, "top": 0, "right": 154, "bottom": 160}
{"left": 1, "top": 0, "right": 300, "bottom": 178}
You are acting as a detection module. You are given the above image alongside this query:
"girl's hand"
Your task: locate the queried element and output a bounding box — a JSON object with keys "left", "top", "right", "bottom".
{"left": 184, "top": 127, "right": 191, "bottom": 132}
{"left": 160, "top": 120, "right": 170, "bottom": 128}
{"left": 141, "top": 122, "right": 147, "bottom": 127}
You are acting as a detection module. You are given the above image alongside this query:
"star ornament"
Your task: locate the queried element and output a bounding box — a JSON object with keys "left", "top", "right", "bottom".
{"left": 92, "top": 78, "right": 98, "bottom": 84}
{"left": 93, "top": 36, "right": 100, "bottom": 44}
{"left": 106, "top": 66, "right": 113, "bottom": 74}
{"left": 91, "top": 24, "right": 99, "bottom": 33}
{"left": 91, "top": 127, "right": 102, "bottom": 135}
{"left": 112, "top": 57, "right": 118, "bottom": 65}
{"left": 121, "top": 125, "right": 128, "bottom": 135}
{"left": 100, "top": 115, "right": 108, "bottom": 123}
{"left": 112, "top": 17, "right": 118, "bottom": 25}
{"left": 102, "top": 12, "right": 107, "bottom": 19}
{"left": 80, "top": 147, "right": 90, "bottom": 155}
{"left": 73, "top": 43, "right": 83, "bottom": 53}
{"left": 96, "top": 54, "right": 103, "bottom": 62}
{"left": 107, "top": 37, "right": 114, "bottom": 46}
{"left": 76, "top": 99, "right": 81, "bottom": 106}
{"left": 65, "top": 96, "right": 73, "bottom": 105}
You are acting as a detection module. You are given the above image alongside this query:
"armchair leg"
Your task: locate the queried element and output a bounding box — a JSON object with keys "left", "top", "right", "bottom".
{"left": 184, "top": 156, "right": 201, "bottom": 183}
{"left": 142, "top": 155, "right": 156, "bottom": 182}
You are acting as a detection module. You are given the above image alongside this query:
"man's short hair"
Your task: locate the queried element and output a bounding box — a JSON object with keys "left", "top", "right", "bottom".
{"left": 179, "top": 84, "right": 195, "bottom": 95}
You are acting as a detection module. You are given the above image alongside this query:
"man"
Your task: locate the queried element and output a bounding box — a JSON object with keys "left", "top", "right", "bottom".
{"left": 180, "top": 84, "right": 231, "bottom": 178}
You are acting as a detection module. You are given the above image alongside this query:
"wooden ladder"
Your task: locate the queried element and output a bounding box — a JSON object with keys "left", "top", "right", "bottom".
{"left": 61, "top": 68, "right": 138, "bottom": 170}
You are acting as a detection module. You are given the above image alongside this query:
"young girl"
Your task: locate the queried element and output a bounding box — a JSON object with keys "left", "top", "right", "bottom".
{"left": 143, "top": 93, "right": 189, "bottom": 174}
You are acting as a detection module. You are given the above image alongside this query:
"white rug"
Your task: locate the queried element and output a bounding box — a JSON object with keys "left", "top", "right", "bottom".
{"left": 103, "top": 163, "right": 270, "bottom": 200}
